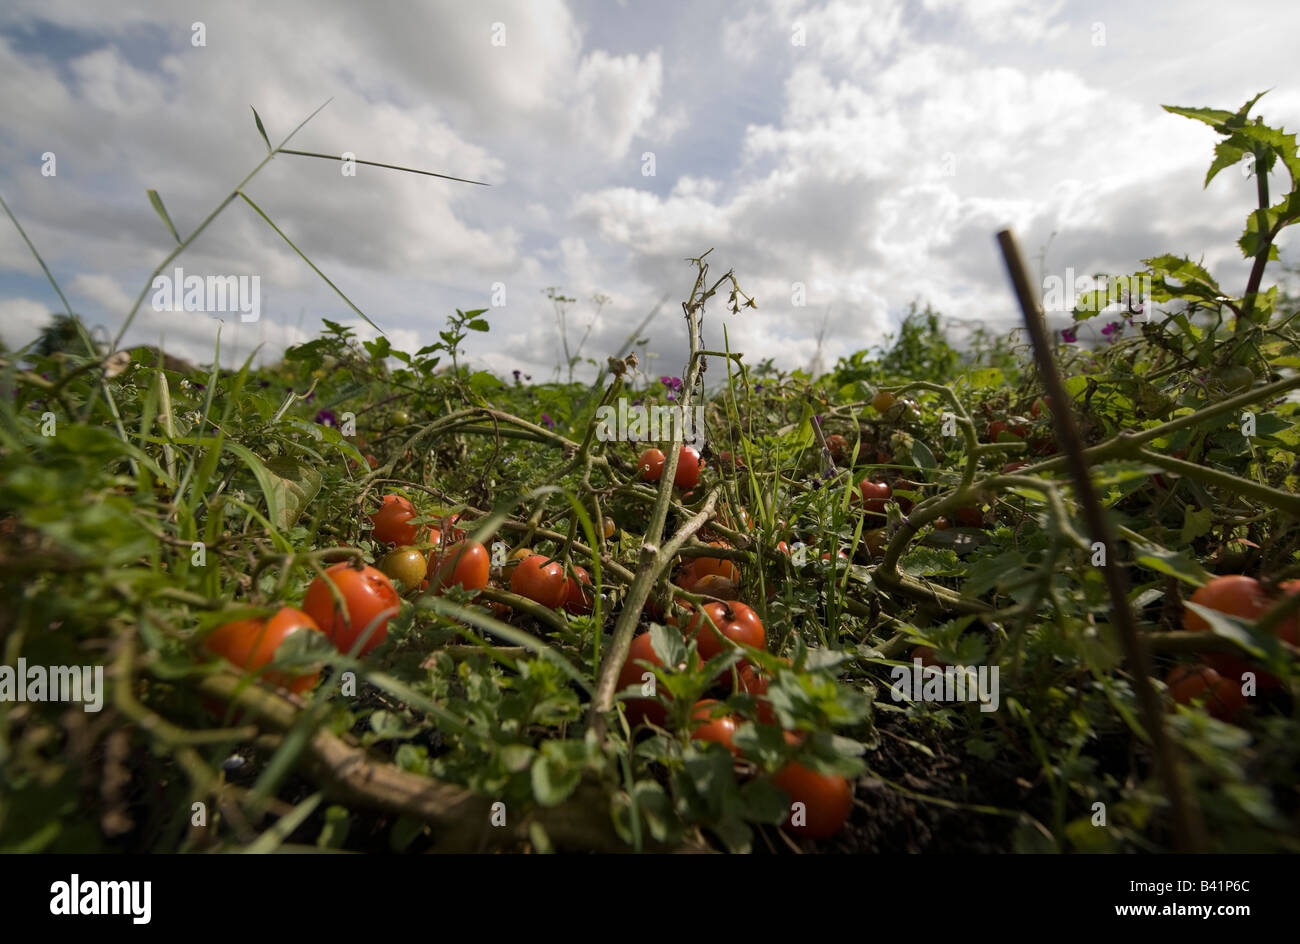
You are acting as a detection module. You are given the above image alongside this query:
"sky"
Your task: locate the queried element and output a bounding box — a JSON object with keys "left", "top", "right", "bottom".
{"left": 1, "top": 0, "right": 1297, "bottom": 383}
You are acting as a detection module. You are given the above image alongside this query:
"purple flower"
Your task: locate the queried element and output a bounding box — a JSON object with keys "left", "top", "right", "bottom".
{"left": 1061, "top": 327, "right": 1077, "bottom": 344}
{"left": 660, "top": 376, "right": 683, "bottom": 403}
{"left": 1100, "top": 321, "right": 1122, "bottom": 341}
{"left": 541, "top": 413, "right": 554, "bottom": 429}
{"left": 315, "top": 409, "right": 336, "bottom": 427}
{"left": 512, "top": 369, "right": 521, "bottom": 383}
{"left": 813, "top": 415, "right": 823, "bottom": 426}
{"left": 755, "top": 383, "right": 765, "bottom": 393}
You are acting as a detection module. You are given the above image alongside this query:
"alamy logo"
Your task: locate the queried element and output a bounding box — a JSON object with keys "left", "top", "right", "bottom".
{"left": 50, "top": 875, "right": 151, "bottom": 924}
{"left": 0, "top": 660, "right": 104, "bottom": 712}
{"left": 150, "top": 266, "right": 261, "bottom": 323}
{"left": 594, "top": 398, "right": 705, "bottom": 446}
{"left": 889, "top": 658, "right": 999, "bottom": 712}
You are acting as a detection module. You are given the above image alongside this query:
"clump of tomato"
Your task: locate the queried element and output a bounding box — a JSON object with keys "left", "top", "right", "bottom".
{"left": 205, "top": 606, "right": 325, "bottom": 694}
{"left": 302, "top": 563, "right": 400, "bottom": 656}
{"left": 1181, "top": 575, "right": 1285, "bottom": 686}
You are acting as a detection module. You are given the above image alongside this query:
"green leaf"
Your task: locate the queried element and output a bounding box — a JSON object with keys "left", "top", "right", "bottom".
{"left": 251, "top": 105, "right": 273, "bottom": 154}
{"left": 910, "top": 438, "right": 936, "bottom": 470}
{"left": 262, "top": 455, "right": 322, "bottom": 530}
{"left": 146, "top": 189, "right": 182, "bottom": 244}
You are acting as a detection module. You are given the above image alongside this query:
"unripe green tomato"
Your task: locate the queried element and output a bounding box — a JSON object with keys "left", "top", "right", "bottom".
{"left": 391, "top": 409, "right": 412, "bottom": 426}
{"left": 380, "top": 546, "right": 428, "bottom": 589}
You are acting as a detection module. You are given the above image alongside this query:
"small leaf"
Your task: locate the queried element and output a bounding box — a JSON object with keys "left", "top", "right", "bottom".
{"left": 146, "top": 189, "right": 182, "bottom": 244}
{"left": 251, "top": 106, "right": 273, "bottom": 154}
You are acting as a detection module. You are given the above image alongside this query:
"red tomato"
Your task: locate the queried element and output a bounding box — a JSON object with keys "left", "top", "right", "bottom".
{"left": 638, "top": 448, "right": 665, "bottom": 482}
{"left": 510, "top": 554, "right": 567, "bottom": 608}
{"left": 205, "top": 607, "right": 325, "bottom": 694}
{"left": 772, "top": 760, "right": 853, "bottom": 840}
{"left": 561, "top": 565, "right": 594, "bottom": 615}
{"left": 735, "top": 661, "right": 783, "bottom": 724}
{"left": 988, "top": 420, "right": 1027, "bottom": 442}
{"left": 954, "top": 506, "right": 984, "bottom": 528}
{"left": 1182, "top": 575, "right": 1274, "bottom": 686}
{"left": 429, "top": 541, "right": 491, "bottom": 594}
{"left": 683, "top": 543, "right": 740, "bottom": 587}
{"left": 826, "top": 434, "right": 849, "bottom": 463}
{"left": 617, "top": 633, "right": 674, "bottom": 726}
{"left": 1274, "top": 579, "right": 1300, "bottom": 646}
{"left": 911, "top": 645, "right": 945, "bottom": 668}
{"left": 675, "top": 445, "right": 703, "bottom": 490}
{"left": 303, "top": 563, "right": 400, "bottom": 656}
{"left": 687, "top": 601, "right": 766, "bottom": 662}
{"left": 1166, "top": 664, "right": 1246, "bottom": 722}
{"left": 855, "top": 479, "right": 892, "bottom": 517}
{"left": 369, "top": 494, "right": 420, "bottom": 545}
{"left": 690, "top": 700, "right": 740, "bottom": 755}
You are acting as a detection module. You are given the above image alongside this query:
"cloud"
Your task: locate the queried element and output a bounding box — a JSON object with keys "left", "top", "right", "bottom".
{"left": 0, "top": 0, "right": 1297, "bottom": 384}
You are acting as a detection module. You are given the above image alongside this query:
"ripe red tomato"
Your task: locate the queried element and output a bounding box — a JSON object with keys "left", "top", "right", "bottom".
{"left": 954, "top": 506, "right": 984, "bottom": 528}
{"left": 617, "top": 633, "right": 677, "bottom": 726}
{"left": 988, "top": 419, "right": 1027, "bottom": 442}
{"left": 1183, "top": 575, "right": 1268, "bottom": 633}
{"left": 690, "top": 700, "right": 740, "bottom": 755}
{"left": 675, "top": 445, "right": 703, "bottom": 490}
{"left": 302, "top": 563, "right": 400, "bottom": 656}
{"left": 638, "top": 448, "right": 665, "bottom": 482}
{"left": 369, "top": 494, "right": 419, "bottom": 545}
{"left": 687, "top": 601, "right": 766, "bottom": 661}
{"left": 1182, "top": 575, "right": 1275, "bottom": 685}
{"left": 871, "top": 390, "right": 896, "bottom": 412}
{"left": 683, "top": 544, "right": 740, "bottom": 587}
{"left": 429, "top": 541, "right": 491, "bottom": 594}
{"left": 772, "top": 760, "right": 853, "bottom": 840}
{"left": 379, "top": 546, "right": 428, "bottom": 589}
{"left": 510, "top": 554, "right": 567, "bottom": 608}
{"left": 205, "top": 607, "right": 325, "bottom": 694}
{"left": 910, "top": 645, "right": 945, "bottom": 668}
{"left": 735, "top": 661, "right": 782, "bottom": 724}
{"left": 1166, "top": 664, "right": 1245, "bottom": 722}
{"left": 826, "top": 434, "right": 849, "bottom": 462}
{"left": 855, "top": 479, "right": 892, "bottom": 517}
{"left": 561, "top": 565, "right": 594, "bottom": 615}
